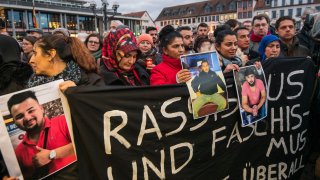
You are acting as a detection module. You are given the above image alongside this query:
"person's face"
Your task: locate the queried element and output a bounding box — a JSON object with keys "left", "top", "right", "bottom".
{"left": 118, "top": 51, "right": 137, "bottom": 71}
{"left": 29, "top": 46, "right": 52, "bottom": 75}
{"left": 163, "top": 37, "right": 184, "bottom": 59}
{"left": 180, "top": 30, "right": 194, "bottom": 50}
{"left": 276, "top": 20, "right": 295, "bottom": 42}
{"left": 253, "top": 18, "right": 269, "bottom": 36}
{"left": 28, "top": 32, "right": 42, "bottom": 38}
{"left": 199, "top": 41, "right": 212, "bottom": 53}
{"left": 197, "top": 26, "right": 208, "bottom": 36}
{"left": 245, "top": 74, "right": 256, "bottom": 86}
{"left": 201, "top": 62, "right": 210, "bottom": 73}
{"left": 216, "top": 35, "right": 238, "bottom": 59}
{"left": 139, "top": 41, "right": 152, "bottom": 54}
{"left": 148, "top": 30, "right": 158, "bottom": 44}
{"left": 236, "top": 29, "right": 250, "bottom": 50}
{"left": 10, "top": 98, "right": 45, "bottom": 132}
{"left": 22, "top": 39, "right": 33, "bottom": 54}
{"left": 243, "top": 22, "right": 252, "bottom": 32}
{"left": 87, "top": 37, "right": 100, "bottom": 52}
{"left": 265, "top": 41, "right": 281, "bottom": 59}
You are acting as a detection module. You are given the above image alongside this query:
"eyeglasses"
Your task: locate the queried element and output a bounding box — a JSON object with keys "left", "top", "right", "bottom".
{"left": 88, "top": 41, "right": 99, "bottom": 45}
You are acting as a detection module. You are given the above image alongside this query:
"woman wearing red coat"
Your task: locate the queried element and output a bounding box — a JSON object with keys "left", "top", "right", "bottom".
{"left": 150, "top": 25, "right": 191, "bottom": 85}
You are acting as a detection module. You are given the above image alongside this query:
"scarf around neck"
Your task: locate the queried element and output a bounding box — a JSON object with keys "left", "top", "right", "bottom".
{"left": 27, "top": 60, "right": 81, "bottom": 88}
{"left": 250, "top": 31, "right": 271, "bottom": 42}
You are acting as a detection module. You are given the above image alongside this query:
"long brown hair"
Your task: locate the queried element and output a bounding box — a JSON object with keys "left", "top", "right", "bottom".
{"left": 36, "top": 34, "right": 97, "bottom": 73}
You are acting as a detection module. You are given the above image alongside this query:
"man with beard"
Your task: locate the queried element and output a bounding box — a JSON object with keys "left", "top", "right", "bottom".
{"left": 7, "top": 91, "right": 77, "bottom": 180}
{"left": 177, "top": 26, "right": 194, "bottom": 54}
{"left": 241, "top": 67, "right": 266, "bottom": 119}
{"left": 191, "top": 60, "right": 227, "bottom": 118}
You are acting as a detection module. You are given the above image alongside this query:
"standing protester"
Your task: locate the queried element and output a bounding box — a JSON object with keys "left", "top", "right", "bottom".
{"left": 0, "top": 34, "right": 33, "bottom": 95}
{"left": 136, "top": 34, "right": 162, "bottom": 72}
{"left": 26, "top": 28, "right": 43, "bottom": 39}
{"left": 225, "top": 19, "right": 241, "bottom": 31}
{"left": 84, "top": 33, "right": 103, "bottom": 67}
{"left": 100, "top": 28, "right": 149, "bottom": 86}
{"left": 214, "top": 29, "right": 241, "bottom": 73}
{"left": 193, "top": 35, "right": 213, "bottom": 53}
{"left": 250, "top": 14, "right": 271, "bottom": 52}
{"left": 27, "top": 34, "right": 103, "bottom": 91}
{"left": 52, "top": 28, "right": 70, "bottom": 37}
{"left": 242, "top": 20, "right": 252, "bottom": 32}
{"left": 21, "top": 36, "right": 37, "bottom": 63}
{"left": 234, "top": 27, "right": 260, "bottom": 63}
{"left": 275, "top": 16, "right": 310, "bottom": 57}
{"left": 146, "top": 26, "right": 158, "bottom": 46}
{"left": 176, "top": 26, "right": 195, "bottom": 54}
{"left": 196, "top": 23, "right": 209, "bottom": 37}
{"left": 258, "top": 35, "right": 281, "bottom": 62}
{"left": 150, "top": 25, "right": 191, "bottom": 85}
{"left": 297, "top": 8, "right": 318, "bottom": 49}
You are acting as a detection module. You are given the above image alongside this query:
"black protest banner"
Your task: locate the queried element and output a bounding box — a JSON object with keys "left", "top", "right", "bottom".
{"left": 65, "top": 57, "right": 317, "bottom": 180}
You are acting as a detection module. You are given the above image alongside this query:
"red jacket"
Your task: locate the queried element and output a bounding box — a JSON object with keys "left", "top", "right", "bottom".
{"left": 150, "top": 54, "right": 182, "bottom": 85}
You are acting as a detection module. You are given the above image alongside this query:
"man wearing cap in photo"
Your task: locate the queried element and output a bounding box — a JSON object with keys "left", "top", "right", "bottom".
{"left": 191, "top": 60, "right": 227, "bottom": 118}
{"left": 26, "top": 28, "right": 43, "bottom": 38}
{"left": 241, "top": 67, "right": 266, "bottom": 121}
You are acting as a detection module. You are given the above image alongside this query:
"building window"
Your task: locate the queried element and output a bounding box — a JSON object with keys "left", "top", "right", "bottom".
{"left": 248, "top": 0, "right": 253, "bottom": 7}
{"left": 248, "top": 11, "right": 252, "bottom": 18}
{"left": 208, "top": 16, "right": 211, "bottom": 22}
{"left": 192, "top": 18, "right": 195, "bottom": 23}
{"left": 204, "top": 5, "right": 212, "bottom": 13}
{"left": 272, "top": 10, "right": 277, "bottom": 19}
{"left": 290, "top": 0, "right": 294, "bottom": 5}
{"left": 280, "top": 10, "right": 285, "bottom": 17}
{"left": 160, "top": 21, "right": 163, "bottom": 26}
{"left": 238, "top": 12, "right": 243, "bottom": 19}
{"left": 7, "top": 10, "right": 25, "bottom": 29}
{"left": 265, "top": 0, "right": 270, "bottom": 5}
{"left": 316, "top": 6, "right": 320, "bottom": 11}
{"left": 48, "top": 13, "right": 60, "bottom": 29}
{"left": 243, "top": 12, "right": 247, "bottom": 18}
{"left": 296, "top": 8, "right": 302, "bottom": 16}
{"left": 220, "top": 15, "right": 224, "bottom": 21}
{"left": 238, "top": 2, "right": 242, "bottom": 8}
{"left": 198, "top": 17, "right": 200, "bottom": 22}
{"left": 229, "top": 2, "right": 236, "bottom": 11}
{"left": 212, "top": 16, "right": 215, "bottom": 21}
{"left": 183, "top": 19, "right": 186, "bottom": 24}
{"left": 188, "top": 18, "right": 191, "bottom": 24}
{"left": 243, "top": 1, "right": 247, "bottom": 10}
{"left": 288, "top": 9, "right": 293, "bottom": 17}
{"left": 308, "top": 0, "right": 312, "bottom": 3}
{"left": 205, "top": 16, "right": 208, "bottom": 22}
{"left": 274, "top": 0, "right": 278, "bottom": 6}
{"left": 216, "top": 4, "right": 223, "bottom": 12}
{"left": 201, "top": 16, "right": 204, "bottom": 22}
{"left": 66, "top": 15, "right": 77, "bottom": 30}
{"left": 216, "top": 15, "right": 219, "bottom": 21}
{"left": 282, "top": 0, "right": 285, "bottom": 6}
{"left": 299, "top": 0, "right": 303, "bottom": 4}
{"left": 179, "top": 19, "right": 182, "bottom": 25}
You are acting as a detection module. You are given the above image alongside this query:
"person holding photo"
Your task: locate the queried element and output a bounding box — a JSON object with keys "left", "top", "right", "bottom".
{"left": 7, "top": 91, "right": 77, "bottom": 180}
{"left": 150, "top": 25, "right": 191, "bottom": 85}
{"left": 191, "top": 60, "right": 227, "bottom": 118}
{"left": 241, "top": 67, "right": 266, "bottom": 120}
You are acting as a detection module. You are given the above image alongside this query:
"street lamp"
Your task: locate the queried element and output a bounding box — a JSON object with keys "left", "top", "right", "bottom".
{"left": 101, "top": 0, "right": 120, "bottom": 31}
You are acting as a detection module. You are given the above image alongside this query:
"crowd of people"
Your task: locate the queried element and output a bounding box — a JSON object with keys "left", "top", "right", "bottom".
{"left": 1, "top": 7, "right": 320, "bottom": 179}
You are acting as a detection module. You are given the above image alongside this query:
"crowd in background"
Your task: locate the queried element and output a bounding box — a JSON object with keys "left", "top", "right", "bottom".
{"left": 1, "top": 6, "right": 320, "bottom": 179}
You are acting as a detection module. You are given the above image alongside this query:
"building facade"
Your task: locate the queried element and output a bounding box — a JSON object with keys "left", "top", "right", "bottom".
{"left": 0, "top": 0, "right": 141, "bottom": 38}
{"left": 123, "top": 11, "right": 155, "bottom": 35}
{"left": 254, "top": 0, "right": 320, "bottom": 28}
{"left": 155, "top": 0, "right": 238, "bottom": 32}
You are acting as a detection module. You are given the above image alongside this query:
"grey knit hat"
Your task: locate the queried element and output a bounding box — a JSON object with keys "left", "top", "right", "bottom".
{"left": 52, "top": 28, "right": 70, "bottom": 37}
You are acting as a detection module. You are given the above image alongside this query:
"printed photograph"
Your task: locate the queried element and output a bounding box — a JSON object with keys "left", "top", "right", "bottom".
{"left": 0, "top": 80, "right": 77, "bottom": 180}
{"left": 233, "top": 64, "right": 268, "bottom": 126}
{"left": 181, "top": 51, "right": 228, "bottom": 119}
